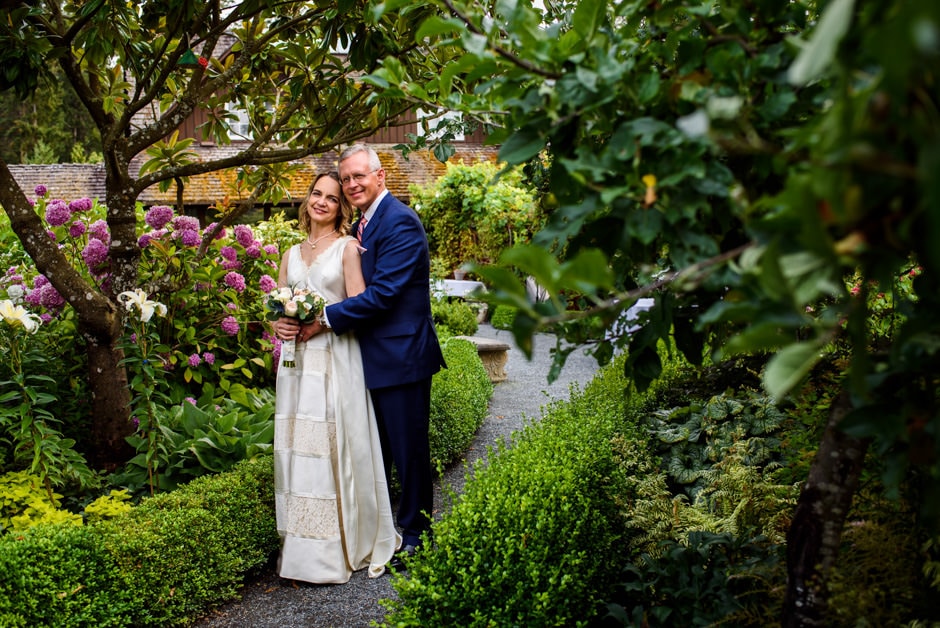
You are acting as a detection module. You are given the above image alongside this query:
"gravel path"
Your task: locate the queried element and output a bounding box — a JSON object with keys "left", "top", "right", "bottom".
{"left": 194, "top": 325, "right": 601, "bottom": 627}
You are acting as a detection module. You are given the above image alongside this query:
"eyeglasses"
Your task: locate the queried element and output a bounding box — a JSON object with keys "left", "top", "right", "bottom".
{"left": 340, "top": 169, "right": 379, "bottom": 186}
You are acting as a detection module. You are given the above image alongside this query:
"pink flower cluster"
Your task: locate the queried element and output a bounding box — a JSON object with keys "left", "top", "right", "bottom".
{"left": 221, "top": 315, "right": 240, "bottom": 336}
{"left": 187, "top": 352, "right": 217, "bottom": 368}
{"left": 44, "top": 196, "right": 94, "bottom": 230}
{"left": 259, "top": 274, "right": 277, "bottom": 293}
{"left": 224, "top": 271, "right": 246, "bottom": 293}
{"left": 145, "top": 205, "right": 174, "bottom": 230}
{"left": 23, "top": 274, "right": 65, "bottom": 315}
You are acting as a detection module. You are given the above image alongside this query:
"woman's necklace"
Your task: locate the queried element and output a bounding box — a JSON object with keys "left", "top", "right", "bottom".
{"left": 306, "top": 228, "right": 337, "bottom": 250}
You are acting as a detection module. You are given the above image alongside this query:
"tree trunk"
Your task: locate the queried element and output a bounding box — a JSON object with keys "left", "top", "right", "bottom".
{"left": 1, "top": 158, "right": 137, "bottom": 468}
{"left": 782, "top": 390, "right": 870, "bottom": 626}
{"left": 83, "top": 332, "right": 134, "bottom": 471}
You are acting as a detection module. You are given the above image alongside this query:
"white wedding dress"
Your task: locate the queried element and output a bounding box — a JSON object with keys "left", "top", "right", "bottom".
{"left": 274, "top": 237, "right": 400, "bottom": 582}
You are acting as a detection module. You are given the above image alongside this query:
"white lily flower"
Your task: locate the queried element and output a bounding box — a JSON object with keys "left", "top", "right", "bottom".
{"left": 0, "top": 299, "right": 41, "bottom": 333}
{"left": 118, "top": 289, "right": 167, "bottom": 323}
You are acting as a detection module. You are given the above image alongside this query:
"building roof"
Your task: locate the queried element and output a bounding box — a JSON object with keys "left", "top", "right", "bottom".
{"left": 7, "top": 144, "right": 500, "bottom": 208}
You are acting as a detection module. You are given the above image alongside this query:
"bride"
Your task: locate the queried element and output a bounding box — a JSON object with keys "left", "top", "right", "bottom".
{"left": 270, "top": 171, "right": 400, "bottom": 582}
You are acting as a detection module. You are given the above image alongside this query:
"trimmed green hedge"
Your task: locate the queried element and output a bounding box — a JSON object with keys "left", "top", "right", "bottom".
{"left": 383, "top": 357, "right": 636, "bottom": 626}
{"left": 430, "top": 338, "right": 493, "bottom": 468}
{"left": 0, "top": 341, "right": 492, "bottom": 626}
{"left": 489, "top": 304, "right": 517, "bottom": 330}
{"left": 432, "top": 298, "right": 479, "bottom": 338}
{"left": 0, "top": 456, "right": 278, "bottom": 627}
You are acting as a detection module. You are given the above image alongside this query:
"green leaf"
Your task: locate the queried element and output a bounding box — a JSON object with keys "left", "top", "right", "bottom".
{"left": 572, "top": 0, "right": 605, "bottom": 41}
{"left": 787, "top": 0, "right": 856, "bottom": 85}
{"left": 558, "top": 248, "right": 615, "bottom": 294}
{"left": 416, "top": 15, "right": 463, "bottom": 40}
{"left": 498, "top": 127, "right": 544, "bottom": 164}
{"left": 763, "top": 340, "right": 825, "bottom": 399}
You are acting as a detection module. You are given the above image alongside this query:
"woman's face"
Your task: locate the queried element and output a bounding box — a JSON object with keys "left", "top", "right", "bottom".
{"left": 307, "top": 176, "right": 342, "bottom": 230}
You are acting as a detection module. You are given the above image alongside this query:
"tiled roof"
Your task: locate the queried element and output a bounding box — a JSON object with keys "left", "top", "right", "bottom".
{"left": 7, "top": 144, "right": 500, "bottom": 208}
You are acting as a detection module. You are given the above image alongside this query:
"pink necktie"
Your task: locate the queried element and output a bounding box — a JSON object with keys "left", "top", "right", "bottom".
{"left": 357, "top": 217, "right": 367, "bottom": 242}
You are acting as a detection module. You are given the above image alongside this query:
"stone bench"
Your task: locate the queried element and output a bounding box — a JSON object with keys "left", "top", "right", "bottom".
{"left": 453, "top": 335, "right": 510, "bottom": 383}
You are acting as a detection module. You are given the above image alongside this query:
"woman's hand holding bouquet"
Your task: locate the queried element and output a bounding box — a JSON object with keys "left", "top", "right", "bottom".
{"left": 265, "top": 287, "right": 327, "bottom": 367}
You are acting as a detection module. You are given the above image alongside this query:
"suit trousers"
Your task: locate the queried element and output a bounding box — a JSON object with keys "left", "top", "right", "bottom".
{"left": 370, "top": 378, "right": 434, "bottom": 547}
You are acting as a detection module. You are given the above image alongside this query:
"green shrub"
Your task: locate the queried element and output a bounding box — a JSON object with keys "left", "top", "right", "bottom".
{"left": 0, "top": 471, "right": 82, "bottom": 533}
{"left": 0, "top": 456, "right": 277, "bottom": 626}
{"left": 490, "top": 304, "right": 516, "bottom": 330}
{"left": 429, "top": 339, "right": 492, "bottom": 468}
{"left": 0, "top": 522, "right": 133, "bottom": 627}
{"left": 385, "top": 358, "right": 632, "bottom": 626}
{"left": 412, "top": 161, "right": 546, "bottom": 276}
{"left": 431, "top": 298, "right": 479, "bottom": 339}
{"left": 111, "top": 385, "right": 275, "bottom": 495}
{"left": 81, "top": 490, "right": 133, "bottom": 524}
{"left": 605, "top": 531, "right": 784, "bottom": 627}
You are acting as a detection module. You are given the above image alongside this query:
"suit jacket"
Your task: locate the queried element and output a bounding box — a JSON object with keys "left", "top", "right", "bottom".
{"left": 325, "top": 193, "right": 446, "bottom": 389}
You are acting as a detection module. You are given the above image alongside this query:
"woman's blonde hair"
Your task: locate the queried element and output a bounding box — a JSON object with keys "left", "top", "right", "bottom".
{"left": 297, "top": 171, "right": 354, "bottom": 236}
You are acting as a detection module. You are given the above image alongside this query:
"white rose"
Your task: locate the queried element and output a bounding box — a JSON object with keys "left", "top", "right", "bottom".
{"left": 284, "top": 300, "right": 299, "bottom": 316}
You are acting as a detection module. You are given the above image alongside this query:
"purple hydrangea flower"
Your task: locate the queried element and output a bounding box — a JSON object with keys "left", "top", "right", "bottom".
{"left": 245, "top": 243, "right": 262, "bottom": 258}
{"left": 221, "top": 260, "right": 242, "bottom": 270}
{"left": 138, "top": 229, "right": 168, "bottom": 248}
{"left": 220, "top": 246, "right": 238, "bottom": 261}
{"left": 82, "top": 238, "right": 110, "bottom": 270}
{"left": 88, "top": 220, "right": 110, "bottom": 244}
{"left": 202, "top": 352, "right": 216, "bottom": 365}
{"left": 68, "top": 198, "right": 93, "bottom": 213}
{"left": 145, "top": 205, "right": 174, "bottom": 230}
{"left": 172, "top": 215, "right": 200, "bottom": 233}
{"left": 224, "top": 271, "right": 246, "bottom": 292}
{"left": 263, "top": 244, "right": 278, "bottom": 256}
{"left": 226, "top": 302, "right": 238, "bottom": 311}
{"left": 221, "top": 315, "right": 239, "bottom": 336}
{"left": 33, "top": 275, "right": 50, "bottom": 289}
{"left": 45, "top": 200, "right": 71, "bottom": 227}
{"left": 39, "top": 313, "right": 53, "bottom": 323}
{"left": 34, "top": 184, "right": 47, "bottom": 198}
{"left": 188, "top": 354, "right": 202, "bottom": 367}
{"left": 38, "top": 282, "right": 65, "bottom": 309}
{"left": 259, "top": 274, "right": 277, "bottom": 293}
{"left": 179, "top": 229, "right": 201, "bottom": 247}
{"left": 234, "top": 224, "right": 254, "bottom": 247}
{"left": 205, "top": 222, "right": 227, "bottom": 240}
{"left": 46, "top": 229, "right": 57, "bottom": 241}
{"left": 24, "top": 288, "right": 42, "bottom": 307}
{"left": 68, "top": 221, "right": 87, "bottom": 238}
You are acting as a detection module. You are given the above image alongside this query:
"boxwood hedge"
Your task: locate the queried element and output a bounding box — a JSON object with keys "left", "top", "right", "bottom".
{"left": 0, "top": 338, "right": 492, "bottom": 626}
{"left": 0, "top": 456, "right": 277, "bottom": 626}
{"left": 383, "top": 357, "right": 639, "bottom": 626}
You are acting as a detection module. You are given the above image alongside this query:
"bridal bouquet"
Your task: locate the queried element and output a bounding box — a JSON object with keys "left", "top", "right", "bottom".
{"left": 264, "top": 286, "right": 327, "bottom": 368}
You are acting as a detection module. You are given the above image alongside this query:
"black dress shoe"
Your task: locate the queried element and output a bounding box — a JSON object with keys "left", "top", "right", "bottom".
{"left": 389, "top": 544, "right": 417, "bottom": 571}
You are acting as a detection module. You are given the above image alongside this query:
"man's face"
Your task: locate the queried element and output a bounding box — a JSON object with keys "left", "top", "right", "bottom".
{"left": 340, "top": 151, "right": 385, "bottom": 210}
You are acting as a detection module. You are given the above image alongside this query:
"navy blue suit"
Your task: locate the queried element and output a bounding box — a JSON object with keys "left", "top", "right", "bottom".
{"left": 325, "top": 192, "right": 445, "bottom": 546}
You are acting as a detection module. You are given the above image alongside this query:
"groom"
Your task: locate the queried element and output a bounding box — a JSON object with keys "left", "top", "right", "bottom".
{"left": 317, "top": 144, "right": 446, "bottom": 568}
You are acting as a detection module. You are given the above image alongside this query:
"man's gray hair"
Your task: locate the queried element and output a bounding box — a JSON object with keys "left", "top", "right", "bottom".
{"left": 340, "top": 144, "right": 382, "bottom": 171}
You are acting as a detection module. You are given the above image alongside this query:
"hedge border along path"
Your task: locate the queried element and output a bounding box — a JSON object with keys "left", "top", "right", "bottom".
{"left": 195, "top": 324, "right": 601, "bottom": 627}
